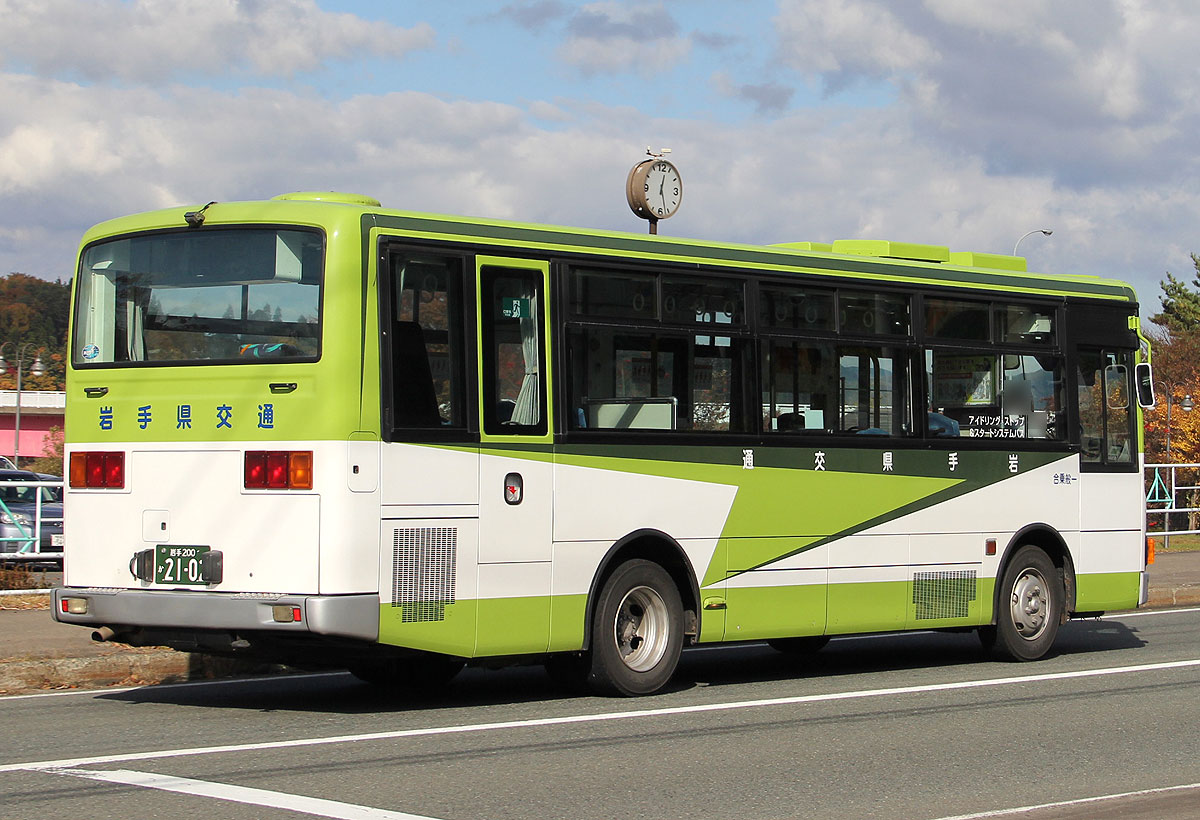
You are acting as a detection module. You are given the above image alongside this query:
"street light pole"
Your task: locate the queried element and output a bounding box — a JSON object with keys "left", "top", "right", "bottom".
{"left": 1165, "top": 388, "right": 1195, "bottom": 464}
{"left": 0, "top": 342, "right": 47, "bottom": 468}
{"left": 1013, "top": 229, "right": 1053, "bottom": 257}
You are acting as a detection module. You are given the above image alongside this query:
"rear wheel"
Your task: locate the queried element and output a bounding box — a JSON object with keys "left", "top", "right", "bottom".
{"left": 980, "top": 545, "right": 1062, "bottom": 661}
{"left": 586, "top": 559, "right": 683, "bottom": 696}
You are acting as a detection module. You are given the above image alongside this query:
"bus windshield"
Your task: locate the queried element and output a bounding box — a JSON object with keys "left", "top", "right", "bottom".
{"left": 73, "top": 228, "right": 323, "bottom": 366}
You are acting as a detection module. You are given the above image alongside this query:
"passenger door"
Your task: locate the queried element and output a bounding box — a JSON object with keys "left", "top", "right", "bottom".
{"left": 475, "top": 256, "right": 554, "bottom": 653}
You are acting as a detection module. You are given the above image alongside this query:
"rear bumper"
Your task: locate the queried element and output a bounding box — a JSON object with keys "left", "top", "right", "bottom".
{"left": 52, "top": 588, "right": 379, "bottom": 643}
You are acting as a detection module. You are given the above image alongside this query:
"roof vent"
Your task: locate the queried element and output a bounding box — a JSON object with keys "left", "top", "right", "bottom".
{"left": 948, "top": 251, "right": 1028, "bottom": 272}
{"left": 831, "top": 240, "right": 950, "bottom": 263}
{"left": 770, "top": 241, "right": 833, "bottom": 252}
{"left": 272, "top": 192, "right": 381, "bottom": 206}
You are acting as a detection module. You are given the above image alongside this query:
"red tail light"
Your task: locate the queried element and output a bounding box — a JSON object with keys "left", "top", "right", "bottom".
{"left": 245, "top": 451, "right": 313, "bottom": 490}
{"left": 69, "top": 452, "right": 125, "bottom": 488}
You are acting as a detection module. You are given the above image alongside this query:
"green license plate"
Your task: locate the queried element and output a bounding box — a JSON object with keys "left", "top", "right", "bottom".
{"left": 155, "top": 545, "right": 211, "bottom": 585}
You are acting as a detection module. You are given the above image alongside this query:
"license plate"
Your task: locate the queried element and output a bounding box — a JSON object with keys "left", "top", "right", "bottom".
{"left": 155, "top": 545, "right": 211, "bottom": 585}
{"left": 51, "top": 534, "right": 65, "bottom": 547}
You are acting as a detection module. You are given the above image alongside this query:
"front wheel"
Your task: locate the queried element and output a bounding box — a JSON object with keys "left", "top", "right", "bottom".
{"left": 587, "top": 559, "right": 684, "bottom": 696}
{"left": 980, "top": 546, "right": 1063, "bottom": 661}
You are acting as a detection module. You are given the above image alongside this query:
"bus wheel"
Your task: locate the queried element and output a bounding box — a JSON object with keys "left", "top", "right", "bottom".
{"left": 348, "top": 654, "right": 464, "bottom": 692}
{"left": 981, "top": 545, "right": 1062, "bottom": 661}
{"left": 587, "top": 559, "right": 683, "bottom": 696}
{"left": 767, "top": 635, "right": 830, "bottom": 655}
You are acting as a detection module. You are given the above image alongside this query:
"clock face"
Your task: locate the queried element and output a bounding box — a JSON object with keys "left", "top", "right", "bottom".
{"left": 642, "top": 160, "right": 682, "bottom": 218}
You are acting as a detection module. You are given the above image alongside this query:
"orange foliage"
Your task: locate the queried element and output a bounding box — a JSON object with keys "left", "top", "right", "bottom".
{"left": 1144, "top": 329, "right": 1200, "bottom": 463}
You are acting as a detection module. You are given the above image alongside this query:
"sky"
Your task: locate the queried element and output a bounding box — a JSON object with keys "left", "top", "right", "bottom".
{"left": 2, "top": 0, "right": 1200, "bottom": 316}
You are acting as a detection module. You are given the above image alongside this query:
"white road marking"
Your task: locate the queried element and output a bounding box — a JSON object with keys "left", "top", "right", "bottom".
{"left": 47, "top": 767, "right": 441, "bottom": 820}
{"left": 931, "top": 780, "right": 1200, "bottom": 819}
{"left": 5, "top": 607, "right": 1197, "bottom": 704}
{"left": 1107, "top": 605, "right": 1200, "bottom": 619}
{"left": 3, "top": 657, "right": 1199, "bottom": 774}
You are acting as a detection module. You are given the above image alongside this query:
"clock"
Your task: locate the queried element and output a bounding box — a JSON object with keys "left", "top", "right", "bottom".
{"left": 627, "top": 158, "right": 683, "bottom": 223}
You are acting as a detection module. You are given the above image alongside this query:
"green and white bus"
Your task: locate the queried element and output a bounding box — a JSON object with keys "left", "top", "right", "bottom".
{"left": 54, "top": 192, "right": 1155, "bottom": 695}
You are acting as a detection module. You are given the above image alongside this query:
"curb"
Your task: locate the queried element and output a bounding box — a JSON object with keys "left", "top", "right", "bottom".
{"left": 1145, "top": 587, "right": 1200, "bottom": 609}
{"left": 0, "top": 650, "right": 291, "bottom": 696}
{"left": 0, "top": 650, "right": 193, "bottom": 695}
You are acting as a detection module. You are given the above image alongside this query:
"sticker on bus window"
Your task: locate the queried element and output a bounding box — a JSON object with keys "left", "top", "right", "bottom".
{"left": 83, "top": 344, "right": 100, "bottom": 360}
{"left": 502, "top": 298, "right": 530, "bottom": 319}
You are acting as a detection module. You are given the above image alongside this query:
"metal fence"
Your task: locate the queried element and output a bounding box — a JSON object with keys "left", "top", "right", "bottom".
{"left": 1145, "top": 462, "right": 1200, "bottom": 545}
{"left": 0, "top": 477, "right": 64, "bottom": 563}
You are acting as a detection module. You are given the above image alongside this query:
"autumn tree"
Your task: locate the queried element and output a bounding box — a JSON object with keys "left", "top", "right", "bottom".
{"left": 1143, "top": 325, "right": 1200, "bottom": 463}
{"left": 0, "top": 273, "right": 70, "bottom": 390}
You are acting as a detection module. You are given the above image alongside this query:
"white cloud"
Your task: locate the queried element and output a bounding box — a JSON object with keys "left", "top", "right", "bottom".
{"left": 3, "top": 0, "right": 1200, "bottom": 313}
{"left": 0, "top": 0, "right": 434, "bottom": 83}
{"left": 556, "top": 2, "right": 691, "bottom": 73}
{"left": 775, "top": 0, "right": 1200, "bottom": 193}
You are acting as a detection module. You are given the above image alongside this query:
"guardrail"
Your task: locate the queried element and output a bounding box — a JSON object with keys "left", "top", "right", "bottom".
{"left": 1145, "top": 462, "right": 1200, "bottom": 545}
{"left": 0, "top": 477, "right": 64, "bottom": 563}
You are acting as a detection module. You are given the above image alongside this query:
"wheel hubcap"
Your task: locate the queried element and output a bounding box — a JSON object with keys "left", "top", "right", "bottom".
{"left": 1010, "top": 568, "right": 1051, "bottom": 641}
{"left": 613, "top": 585, "right": 669, "bottom": 672}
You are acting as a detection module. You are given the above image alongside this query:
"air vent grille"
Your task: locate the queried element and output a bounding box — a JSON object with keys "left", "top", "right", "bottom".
{"left": 392, "top": 527, "right": 457, "bottom": 622}
{"left": 913, "top": 570, "right": 977, "bottom": 620}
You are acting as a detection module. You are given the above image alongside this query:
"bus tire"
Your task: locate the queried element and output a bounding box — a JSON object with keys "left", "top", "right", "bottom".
{"left": 348, "top": 654, "right": 464, "bottom": 692}
{"left": 767, "top": 635, "right": 831, "bottom": 656}
{"left": 981, "top": 545, "right": 1062, "bottom": 661}
{"left": 587, "top": 559, "right": 683, "bottom": 696}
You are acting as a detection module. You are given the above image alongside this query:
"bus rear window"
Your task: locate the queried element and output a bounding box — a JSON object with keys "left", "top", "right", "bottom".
{"left": 73, "top": 228, "right": 323, "bottom": 366}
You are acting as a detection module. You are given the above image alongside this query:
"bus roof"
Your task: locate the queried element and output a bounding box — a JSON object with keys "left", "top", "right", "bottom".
{"left": 78, "top": 192, "right": 1139, "bottom": 304}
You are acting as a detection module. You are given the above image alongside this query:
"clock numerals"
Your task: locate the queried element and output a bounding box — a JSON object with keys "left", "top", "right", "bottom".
{"left": 628, "top": 157, "right": 682, "bottom": 223}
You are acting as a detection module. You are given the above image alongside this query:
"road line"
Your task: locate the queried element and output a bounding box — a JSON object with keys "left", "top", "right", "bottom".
{"left": 47, "top": 767, "right": 441, "bottom": 820}
{"left": 4, "top": 609, "right": 1194, "bottom": 704}
{"left": 3, "top": 657, "right": 1199, "bottom": 774}
{"left": 1107, "top": 605, "right": 1200, "bottom": 619}
{"left": 930, "top": 780, "right": 1200, "bottom": 819}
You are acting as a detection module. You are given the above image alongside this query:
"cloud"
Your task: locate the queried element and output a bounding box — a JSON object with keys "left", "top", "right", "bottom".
{"left": 712, "top": 72, "right": 794, "bottom": 115}
{"left": 773, "top": 0, "right": 1200, "bottom": 191}
{"left": 0, "top": 62, "right": 1190, "bottom": 307}
{"left": 557, "top": 2, "right": 690, "bottom": 73}
{"left": 0, "top": 0, "right": 434, "bottom": 83}
{"left": 488, "top": 0, "right": 572, "bottom": 32}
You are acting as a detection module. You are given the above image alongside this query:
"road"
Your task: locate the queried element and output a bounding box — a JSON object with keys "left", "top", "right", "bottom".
{"left": 3, "top": 608, "right": 1200, "bottom": 820}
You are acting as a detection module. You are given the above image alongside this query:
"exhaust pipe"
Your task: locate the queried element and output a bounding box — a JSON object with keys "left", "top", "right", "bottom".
{"left": 91, "top": 626, "right": 116, "bottom": 643}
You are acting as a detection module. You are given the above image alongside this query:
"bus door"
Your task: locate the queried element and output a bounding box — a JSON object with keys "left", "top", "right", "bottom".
{"left": 476, "top": 256, "right": 554, "bottom": 654}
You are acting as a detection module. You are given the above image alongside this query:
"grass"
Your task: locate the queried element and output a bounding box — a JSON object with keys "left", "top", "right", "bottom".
{"left": 1151, "top": 533, "right": 1200, "bottom": 552}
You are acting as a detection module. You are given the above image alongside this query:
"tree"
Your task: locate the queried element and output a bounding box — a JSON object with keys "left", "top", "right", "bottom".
{"left": 1143, "top": 327, "right": 1200, "bottom": 463}
{"left": 1153, "top": 254, "right": 1200, "bottom": 331}
{"left": 0, "top": 273, "right": 70, "bottom": 390}
{"left": 27, "top": 425, "right": 63, "bottom": 476}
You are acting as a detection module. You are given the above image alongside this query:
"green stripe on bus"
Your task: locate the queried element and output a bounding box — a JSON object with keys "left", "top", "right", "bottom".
{"left": 371, "top": 213, "right": 1136, "bottom": 300}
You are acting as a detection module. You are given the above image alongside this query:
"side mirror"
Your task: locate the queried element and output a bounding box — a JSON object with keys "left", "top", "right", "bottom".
{"left": 1134, "top": 362, "right": 1155, "bottom": 408}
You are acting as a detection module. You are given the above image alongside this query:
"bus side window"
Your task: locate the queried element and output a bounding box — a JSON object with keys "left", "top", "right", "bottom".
{"left": 1076, "top": 349, "right": 1133, "bottom": 465}
{"left": 387, "top": 253, "right": 466, "bottom": 431}
{"left": 480, "top": 267, "right": 546, "bottom": 436}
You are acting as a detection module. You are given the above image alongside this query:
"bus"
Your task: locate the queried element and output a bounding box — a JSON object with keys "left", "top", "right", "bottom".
{"left": 54, "top": 192, "right": 1155, "bottom": 696}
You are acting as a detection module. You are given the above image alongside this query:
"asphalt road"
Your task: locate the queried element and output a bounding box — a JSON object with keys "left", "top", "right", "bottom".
{"left": 3, "top": 608, "right": 1200, "bottom": 820}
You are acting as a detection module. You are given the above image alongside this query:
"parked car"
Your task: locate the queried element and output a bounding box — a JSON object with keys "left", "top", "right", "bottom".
{"left": 0, "top": 469, "right": 64, "bottom": 556}
{"left": 0, "top": 456, "right": 16, "bottom": 470}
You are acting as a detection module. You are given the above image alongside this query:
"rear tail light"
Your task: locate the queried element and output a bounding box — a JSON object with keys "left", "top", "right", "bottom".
{"left": 245, "top": 451, "right": 313, "bottom": 490}
{"left": 69, "top": 451, "right": 125, "bottom": 488}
